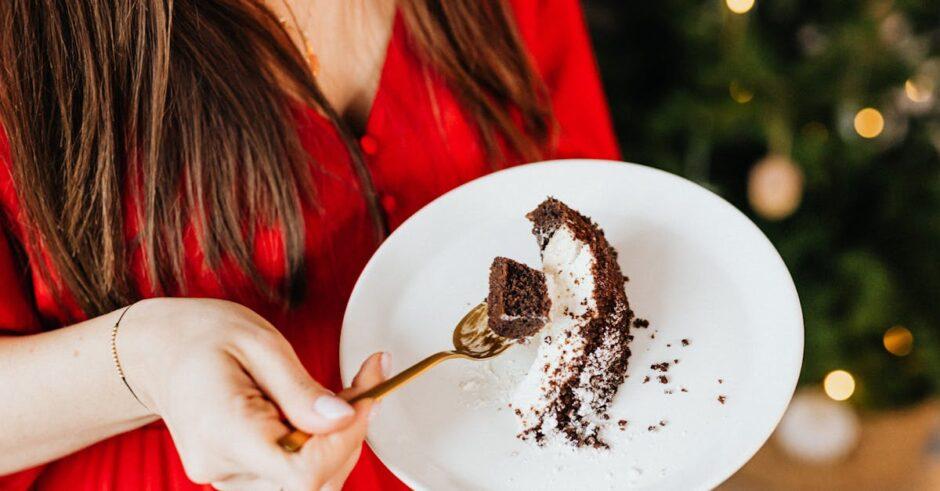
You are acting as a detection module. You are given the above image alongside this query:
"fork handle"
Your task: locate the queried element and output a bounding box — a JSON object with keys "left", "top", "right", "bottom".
{"left": 277, "top": 351, "right": 459, "bottom": 452}
{"left": 348, "top": 350, "right": 458, "bottom": 404}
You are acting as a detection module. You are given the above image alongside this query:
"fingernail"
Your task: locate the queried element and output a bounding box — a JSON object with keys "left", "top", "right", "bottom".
{"left": 379, "top": 352, "right": 392, "bottom": 379}
{"left": 369, "top": 401, "right": 382, "bottom": 422}
{"left": 313, "top": 395, "right": 355, "bottom": 420}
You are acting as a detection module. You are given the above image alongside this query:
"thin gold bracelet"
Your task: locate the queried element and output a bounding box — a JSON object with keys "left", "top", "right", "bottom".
{"left": 110, "top": 305, "right": 148, "bottom": 409}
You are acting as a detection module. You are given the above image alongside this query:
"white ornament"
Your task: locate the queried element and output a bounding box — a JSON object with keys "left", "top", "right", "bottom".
{"left": 775, "top": 390, "right": 860, "bottom": 464}
{"left": 747, "top": 154, "right": 804, "bottom": 220}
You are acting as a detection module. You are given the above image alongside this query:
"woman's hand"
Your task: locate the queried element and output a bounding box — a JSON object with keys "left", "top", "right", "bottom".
{"left": 121, "top": 297, "right": 387, "bottom": 490}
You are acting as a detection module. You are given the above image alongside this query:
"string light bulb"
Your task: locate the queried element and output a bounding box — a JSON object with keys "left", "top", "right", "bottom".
{"left": 726, "top": 0, "right": 755, "bottom": 14}
{"left": 854, "top": 108, "right": 884, "bottom": 138}
{"left": 883, "top": 325, "right": 914, "bottom": 356}
{"left": 823, "top": 370, "right": 856, "bottom": 401}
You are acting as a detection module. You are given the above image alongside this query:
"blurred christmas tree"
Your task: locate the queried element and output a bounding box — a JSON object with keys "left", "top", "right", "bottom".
{"left": 585, "top": 0, "right": 940, "bottom": 409}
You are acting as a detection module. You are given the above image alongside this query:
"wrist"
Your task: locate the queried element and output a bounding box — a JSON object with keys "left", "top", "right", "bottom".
{"left": 114, "top": 299, "right": 166, "bottom": 416}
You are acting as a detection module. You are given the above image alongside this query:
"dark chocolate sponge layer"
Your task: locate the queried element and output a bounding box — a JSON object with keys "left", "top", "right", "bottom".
{"left": 487, "top": 257, "right": 551, "bottom": 339}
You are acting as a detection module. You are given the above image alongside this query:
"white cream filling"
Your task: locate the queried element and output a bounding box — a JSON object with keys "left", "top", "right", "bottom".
{"left": 498, "top": 313, "right": 549, "bottom": 322}
{"left": 510, "top": 225, "right": 599, "bottom": 441}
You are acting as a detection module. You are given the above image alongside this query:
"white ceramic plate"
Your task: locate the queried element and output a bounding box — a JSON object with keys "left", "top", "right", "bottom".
{"left": 340, "top": 160, "right": 803, "bottom": 490}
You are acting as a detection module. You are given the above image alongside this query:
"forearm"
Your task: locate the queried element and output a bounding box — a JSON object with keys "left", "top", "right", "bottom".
{"left": 0, "top": 305, "right": 158, "bottom": 474}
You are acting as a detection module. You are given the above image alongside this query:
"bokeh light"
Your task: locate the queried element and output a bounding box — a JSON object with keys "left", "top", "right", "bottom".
{"left": 904, "top": 77, "right": 933, "bottom": 103}
{"left": 883, "top": 325, "right": 914, "bottom": 356}
{"left": 747, "top": 154, "right": 803, "bottom": 220}
{"left": 823, "top": 370, "right": 856, "bottom": 401}
{"left": 729, "top": 81, "right": 754, "bottom": 103}
{"left": 853, "top": 108, "right": 884, "bottom": 138}
{"left": 726, "top": 0, "right": 755, "bottom": 14}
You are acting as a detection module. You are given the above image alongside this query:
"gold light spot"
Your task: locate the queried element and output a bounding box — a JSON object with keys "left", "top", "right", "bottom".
{"left": 854, "top": 108, "right": 884, "bottom": 139}
{"left": 883, "top": 325, "right": 913, "bottom": 356}
{"left": 726, "top": 0, "right": 755, "bottom": 14}
{"left": 823, "top": 370, "right": 856, "bottom": 401}
{"left": 729, "top": 81, "right": 754, "bottom": 103}
{"left": 904, "top": 78, "right": 934, "bottom": 103}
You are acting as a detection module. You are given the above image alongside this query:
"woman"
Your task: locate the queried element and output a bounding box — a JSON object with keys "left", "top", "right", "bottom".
{"left": 0, "top": 0, "right": 617, "bottom": 489}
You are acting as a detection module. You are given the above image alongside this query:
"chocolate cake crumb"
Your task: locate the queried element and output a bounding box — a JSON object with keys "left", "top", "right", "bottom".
{"left": 514, "top": 409, "right": 523, "bottom": 416}
{"left": 664, "top": 389, "right": 674, "bottom": 394}
{"left": 666, "top": 343, "right": 671, "bottom": 348}
{"left": 647, "top": 425, "right": 658, "bottom": 432}
{"left": 718, "top": 395, "right": 727, "bottom": 404}
{"left": 651, "top": 333, "right": 656, "bottom": 339}
{"left": 544, "top": 336, "right": 552, "bottom": 344}
{"left": 643, "top": 376, "right": 651, "bottom": 384}
{"left": 650, "top": 362, "right": 670, "bottom": 372}
{"left": 602, "top": 413, "right": 611, "bottom": 421}
{"left": 681, "top": 338, "right": 690, "bottom": 346}
{"left": 623, "top": 275, "right": 630, "bottom": 283}
{"left": 674, "top": 359, "right": 680, "bottom": 364}
{"left": 681, "top": 387, "right": 688, "bottom": 393}
{"left": 718, "top": 378, "right": 724, "bottom": 384}
{"left": 633, "top": 318, "right": 649, "bottom": 329}
{"left": 659, "top": 420, "right": 668, "bottom": 427}
{"left": 618, "top": 420, "right": 628, "bottom": 430}
{"left": 658, "top": 375, "right": 669, "bottom": 384}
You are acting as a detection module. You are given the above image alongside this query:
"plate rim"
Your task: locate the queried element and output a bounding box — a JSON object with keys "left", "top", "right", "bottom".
{"left": 340, "top": 159, "right": 804, "bottom": 490}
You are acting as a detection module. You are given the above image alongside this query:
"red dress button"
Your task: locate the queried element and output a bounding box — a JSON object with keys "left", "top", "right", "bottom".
{"left": 380, "top": 193, "right": 398, "bottom": 213}
{"left": 360, "top": 134, "right": 379, "bottom": 155}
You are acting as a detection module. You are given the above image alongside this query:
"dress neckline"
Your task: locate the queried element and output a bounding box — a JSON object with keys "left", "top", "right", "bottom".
{"left": 339, "top": 9, "right": 402, "bottom": 138}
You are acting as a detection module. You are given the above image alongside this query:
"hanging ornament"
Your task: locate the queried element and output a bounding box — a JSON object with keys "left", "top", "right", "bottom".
{"left": 775, "top": 390, "right": 861, "bottom": 464}
{"left": 883, "top": 325, "right": 914, "bottom": 356}
{"left": 747, "top": 154, "right": 804, "bottom": 220}
{"left": 729, "top": 80, "right": 754, "bottom": 103}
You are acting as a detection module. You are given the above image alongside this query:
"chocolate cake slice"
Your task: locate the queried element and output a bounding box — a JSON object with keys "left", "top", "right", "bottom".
{"left": 510, "top": 198, "right": 634, "bottom": 448}
{"left": 487, "top": 257, "right": 551, "bottom": 339}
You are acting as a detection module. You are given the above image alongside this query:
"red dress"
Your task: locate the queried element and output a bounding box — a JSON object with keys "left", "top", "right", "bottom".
{"left": 0, "top": 0, "right": 618, "bottom": 489}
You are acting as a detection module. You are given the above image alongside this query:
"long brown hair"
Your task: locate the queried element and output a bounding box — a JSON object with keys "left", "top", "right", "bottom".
{"left": 0, "top": 0, "right": 554, "bottom": 317}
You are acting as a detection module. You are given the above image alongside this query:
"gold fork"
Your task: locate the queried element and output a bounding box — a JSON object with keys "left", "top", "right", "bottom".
{"left": 278, "top": 302, "right": 511, "bottom": 452}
